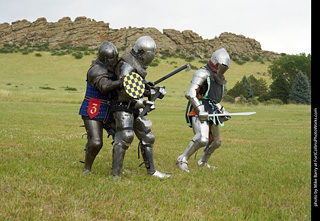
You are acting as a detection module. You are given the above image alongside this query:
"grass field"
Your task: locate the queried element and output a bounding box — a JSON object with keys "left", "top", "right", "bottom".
{"left": 0, "top": 52, "right": 311, "bottom": 220}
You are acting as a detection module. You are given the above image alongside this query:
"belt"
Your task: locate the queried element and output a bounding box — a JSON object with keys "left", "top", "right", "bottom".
{"left": 84, "top": 96, "right": 111, "bottom": 105}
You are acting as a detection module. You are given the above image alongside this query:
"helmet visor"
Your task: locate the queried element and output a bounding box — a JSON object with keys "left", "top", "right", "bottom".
{"left": 142, "top": 51, "right": 155, "bottom": 66}
{"left": 217, "top": 64, "right": 229, "bottom": 76}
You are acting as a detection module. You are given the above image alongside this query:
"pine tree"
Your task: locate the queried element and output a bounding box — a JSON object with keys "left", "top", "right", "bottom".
{"left": 227, "top": 81, "right": 248, "bottom": 98}
{"left": 248, "top": 75, "right": 269, "bottom": 96}
{"left": 289, "top": 71, "right": 311, "bottom": 104}
{"left": 242, "top": 75, "right": 254, "bottom": 98}
{"left": 269, "top": 74, "right": 290, "bottom": 104}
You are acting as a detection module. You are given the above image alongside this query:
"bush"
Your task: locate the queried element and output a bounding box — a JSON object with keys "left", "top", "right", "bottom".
{"left": 149, "top": 62, "right": 159, "bottom": 67}
{"left": 248, "top": 97, "right": 259, "bottom": 105}
{"left": 149, "top": 58, "right": 160, "bottom": 67}
{"left": 159, "top": 50, "right": 173, "bottom": 57}
{"left": 257, "top": 94, "right": 271, "bottom": 103}
{"left": 72, "top": 52, "right": 83, "bottom": 59}
{"left": 185, "top": 57, "right": 195, "bottom": 62}
{"left": 39, "top": 86, "right": 55, "bottom": 90}
{"left": 199, "top": 59, "right": 208, "bottom": 64}
{"left": 222, "top": 94, "right": 235, "bottom": 103}
{"left": 233, "top": 59, "right": 246, "bottom": 65}
{"left": 264, "top": 99, "right": 284, "bottom": 105}
{"left": 178, "top": 54, "right": 186, "bottom": 60}
{"left": 64, "top": 86, "right": 77, "bottom": 91}
{"left": 189, "top": 64, "right": 198, "bottom": 70}
{"left": 235, "top": 95, "right": 247, "bottom": 104}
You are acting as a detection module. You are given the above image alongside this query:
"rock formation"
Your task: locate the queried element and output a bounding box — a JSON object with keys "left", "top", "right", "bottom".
{"left": 0, "top": 16, "right": 280, "bottom": 59}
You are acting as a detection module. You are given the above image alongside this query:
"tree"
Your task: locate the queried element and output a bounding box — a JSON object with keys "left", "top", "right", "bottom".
{"left": 289, "top": 71, "right": 311, "bottom": 104}
{"left": 268, "top": 53, "right": 311, "bottom": 85}
{"left": 248, "top": 75, "right": 269, "bottom": 97}
{"left": 242, "top": 75, "right": 254, "bottom": 98}
{"left": 269, "top": 74, "right": 290, "bottom": 104}
{"left": 227, "top": 81, "right": 248, "bottom": 98}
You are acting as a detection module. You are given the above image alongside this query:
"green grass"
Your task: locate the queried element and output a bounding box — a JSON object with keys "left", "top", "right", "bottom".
{"left": 0, "top": 52, "right": 311, "bottom": 220}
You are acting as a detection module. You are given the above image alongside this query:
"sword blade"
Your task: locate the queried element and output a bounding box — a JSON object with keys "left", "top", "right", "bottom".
{"left": 208, "top": 112, "right": 256, "bottom": 117}
{"left": 154, "top": 64, "right": 190, "bottom": 85}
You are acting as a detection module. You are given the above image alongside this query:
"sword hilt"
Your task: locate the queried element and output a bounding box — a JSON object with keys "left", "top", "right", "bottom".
{"left": 138, "top": 89, "right": 162, "bottom": 118}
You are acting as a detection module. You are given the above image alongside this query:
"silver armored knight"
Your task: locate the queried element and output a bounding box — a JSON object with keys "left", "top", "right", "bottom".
{"left": 176, "top": 48, "right": 231, "bottom": 172}
{"left": 79, "top": 41, "right": 121, "bottom": 175}
{"left": 109, "top": 36, "right": 170, "bottom": 178}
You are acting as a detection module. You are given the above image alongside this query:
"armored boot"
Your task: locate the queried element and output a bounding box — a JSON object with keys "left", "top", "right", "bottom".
{"left": 141, "top": 146, "right": 170, "bottom": 178}
{"left": 176, "top": 140, "right": 204, "bottom": 172}
{"left": 197, "top": 145, "right": 213, "bottom": 168}
{"left": 83, "top": 144, "right": 96, "bottom": 175}
{"left": 197, "top": 142, "right": 220, "bottom": 169}
{"left": 111, "top": 143, "right": 127, "bottom": 178}
{"left": 198, "top": 124, "right": 221, "bottom": 169}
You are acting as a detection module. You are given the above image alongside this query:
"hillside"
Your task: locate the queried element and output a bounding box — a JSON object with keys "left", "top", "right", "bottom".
{"left": 0, "top": 51, "right": 271, "bottom": 104}
{"left": 0, "top": 16, "right": 281, "bottom": 60}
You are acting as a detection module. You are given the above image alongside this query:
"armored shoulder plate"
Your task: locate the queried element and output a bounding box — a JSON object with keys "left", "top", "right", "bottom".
{"left": 191, "top": 69, "right": 210, "bottom": 86}
{"left": 185, "top": 68, "right": 209, "bottom": 104}
{"left": 117, "top": 62, "right": 136, "bottom": 79}
{"left": 87, "top": 64, "right": 109, "bottom": 85}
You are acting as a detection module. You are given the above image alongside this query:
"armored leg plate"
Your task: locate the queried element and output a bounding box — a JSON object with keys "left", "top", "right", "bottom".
{"left": 111, "top": 144, "right": 126, "bottom": 178}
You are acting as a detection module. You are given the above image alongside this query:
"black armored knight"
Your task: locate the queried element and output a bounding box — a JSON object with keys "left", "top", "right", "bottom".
{"left": 79, "top": 41, "right": 121, "bottom": 175}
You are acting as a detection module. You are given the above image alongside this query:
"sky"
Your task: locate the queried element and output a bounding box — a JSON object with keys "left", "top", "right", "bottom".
{"left": 0, "top": 0, "right": 311, "bottom": 55}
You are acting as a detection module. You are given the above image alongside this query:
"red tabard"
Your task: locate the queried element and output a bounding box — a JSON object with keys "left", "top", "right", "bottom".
{"left": 87, "top": 97, "right": 101, "bottom": 119}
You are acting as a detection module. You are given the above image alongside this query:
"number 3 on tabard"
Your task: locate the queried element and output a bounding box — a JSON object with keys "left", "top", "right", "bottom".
{"left": 87, "top": 98, "right": 101, "bottom": 119}
{"left": 90, "top": 103, "right": 98, "bottom": 114}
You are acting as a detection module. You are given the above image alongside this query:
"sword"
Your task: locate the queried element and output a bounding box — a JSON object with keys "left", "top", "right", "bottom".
{"left": 153, "top": 63, "right": 191, "bottom": 85}
{"left": 136, "top": 64, "right": 191, "bottom": 127}
{"left": 207, "top": 112, "right": 256, "bottom": 117}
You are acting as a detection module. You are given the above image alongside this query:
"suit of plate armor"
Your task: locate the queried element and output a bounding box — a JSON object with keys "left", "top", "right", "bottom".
{"left": 110, "top": 36, "right": 170, "bottom": 178}
{"left": 176, "top": 48, "right": 231, "bottom": 172}
{"left": 79, "top": 41, "right": 121, "bottom": 175}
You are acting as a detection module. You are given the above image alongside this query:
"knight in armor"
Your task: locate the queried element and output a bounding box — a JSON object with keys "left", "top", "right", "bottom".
{"left": 176, "top": 48, "right": 231, "bottom": 172}
{"left": 110, "top": 36, "right": 170, "bottom": 179}
{"left": 79, "top": 41, "right": 121, "bottom": 175}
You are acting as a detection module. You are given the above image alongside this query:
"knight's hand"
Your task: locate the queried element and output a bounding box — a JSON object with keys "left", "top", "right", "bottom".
{"left": 220, "top": 106, "right": 231, "bottom": 121}
{"left": 157, "top": 86, "right": 166, "bottom": 99}
{"left": 198, "top": 111, "right": 209, "bottom": 122}
{"left": 144, "top": 100, "right": 155, "bottom": 112}
{"left": 195, "top": 105, "right": 208, "bottom": 122}
{"left": 145, "top": 81, "right": 155, "bottom": 89}
{"left": 133, "top": 98, "right": 145, "bottom": 109}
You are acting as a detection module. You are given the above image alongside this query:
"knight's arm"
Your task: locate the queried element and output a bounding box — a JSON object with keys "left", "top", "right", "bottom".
{"left": 185, "top": 69, "right": 208, "bottom": 112}
{"left": 95, "top": 77, "right": 122, "bottom": 93}
{"left": 87, "top": 66, "right": 122, "bottom": 93}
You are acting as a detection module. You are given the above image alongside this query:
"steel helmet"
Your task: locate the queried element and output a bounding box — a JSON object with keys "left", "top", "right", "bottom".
{"left": 130, "top": 36, "right": 156, "bottom": 66}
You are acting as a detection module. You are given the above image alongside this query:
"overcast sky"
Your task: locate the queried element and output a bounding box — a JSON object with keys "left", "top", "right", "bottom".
{"left": 0, "top": 0, "right": 311, "bottom": 54}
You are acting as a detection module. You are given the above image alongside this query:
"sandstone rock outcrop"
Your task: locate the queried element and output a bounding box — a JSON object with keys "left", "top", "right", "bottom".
{"left": 0, "top": 16, "right": 280, "bottom": 59}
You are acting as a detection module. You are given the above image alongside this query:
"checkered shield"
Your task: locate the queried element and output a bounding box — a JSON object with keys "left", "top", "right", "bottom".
{"left": 123, "top": 72, "right": 145, "bottom": 99}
